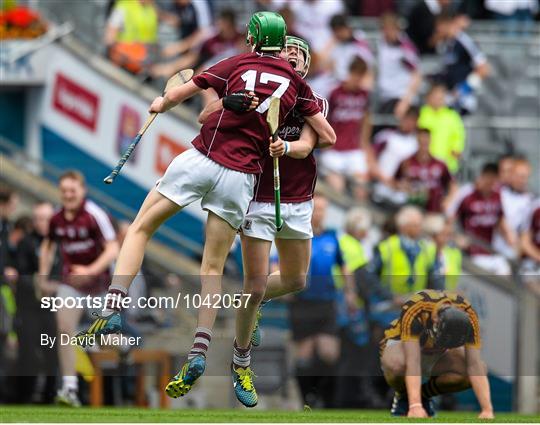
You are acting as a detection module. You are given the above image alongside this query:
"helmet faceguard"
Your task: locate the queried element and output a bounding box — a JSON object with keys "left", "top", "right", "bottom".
{"left": 246, "top": 11, "right": 287, "bottom": 52}
{"left": 281, "top": 35, "right": 311, "bottom": 78}
{"left": 433, "top": 306, "right": 472, "bottom": 349}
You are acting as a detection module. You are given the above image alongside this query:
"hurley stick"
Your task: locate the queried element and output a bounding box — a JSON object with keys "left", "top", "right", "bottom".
{"left": 103, "top": 68, "right": 194, "bottom": 184}
{"left": 266, "top": 97, "right": 283, "bottom": 231}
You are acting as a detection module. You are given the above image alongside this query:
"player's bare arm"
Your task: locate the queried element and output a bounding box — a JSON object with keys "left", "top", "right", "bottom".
{"left": 269, "top": 124, "right": 319, "bottom": 159}
{"left": 521, "top": 229, "right": 540, "bottom": 262}
{"left": 499, "top": 217, "right": 517, "bottom": 248}
{"left": 403, "top": 340, "right": 428, "bottom": 418}
{"left": 304, "top": 112, "right": 336, "bottom": 147}
{"left": 150, "top": 80, "right": 202, "bottom": 113}
{"left": 38, "top": 238, "right": 58, "bottom": 294}
{"left": 72, "top": 239, "right": 119, "bottom": 277}
{"left": 466, "top": 346, "right": 495, "bottom": 419}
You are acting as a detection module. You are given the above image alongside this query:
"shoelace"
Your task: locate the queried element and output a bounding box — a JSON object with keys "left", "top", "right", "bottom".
{"left": 237, "top": 368, "right": 256, "bottom": 391}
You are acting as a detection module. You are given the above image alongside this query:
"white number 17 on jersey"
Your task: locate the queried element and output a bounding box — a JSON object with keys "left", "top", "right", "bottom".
{"left": 241, "top": 70, "right": 290, "bottom": 113}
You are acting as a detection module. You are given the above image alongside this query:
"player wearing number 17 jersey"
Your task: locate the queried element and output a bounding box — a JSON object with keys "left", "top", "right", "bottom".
{"left": 76, "top": 11, "right": 336, "bottom": 400}
{"left": 198, "top": 36, "right": 336, "bottom": 407}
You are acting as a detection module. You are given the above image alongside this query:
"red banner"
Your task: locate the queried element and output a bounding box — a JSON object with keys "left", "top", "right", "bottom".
{"left": 52, "top": 73, "right": 99, "bottom": 131}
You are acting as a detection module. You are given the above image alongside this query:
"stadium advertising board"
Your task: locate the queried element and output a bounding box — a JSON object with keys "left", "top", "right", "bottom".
{"left": 38, "top": 45, "right": 199, "bottom": 191}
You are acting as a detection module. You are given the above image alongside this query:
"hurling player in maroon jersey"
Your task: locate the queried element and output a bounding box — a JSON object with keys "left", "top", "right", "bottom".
{"left": 520, "top": 199, "right": 540, "bottom": 297}
{"left": 77, "top": 12, "right": 336, "bottom": 404}
{"left": 198, "top": 34, "right": 344, "bottom": 407}
{"left": 39, "top": 171, "right": 119, "bottom": 406}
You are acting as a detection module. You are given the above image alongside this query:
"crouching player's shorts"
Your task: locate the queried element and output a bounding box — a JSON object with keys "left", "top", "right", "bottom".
{"left": 157, "top": 149, "right": 255, "bottom": 229}
{"left": 242, "top": 200, "right": 313, "bottom": 241}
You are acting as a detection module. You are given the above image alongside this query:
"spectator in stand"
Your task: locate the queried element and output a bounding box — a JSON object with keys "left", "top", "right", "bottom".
{"left": 372, "top": 107, "right": 420, "bottom": 205}
{"left": 393, "top": 128, "right": 457, "bottom": 213}
{"left": 0, "top": 188, "right": 18, "bottom": 282}
{"left": 289, "top": 0, "right": 345, "bottom": 54}
{"left": 377, "top": 13, "right": 422, "bottom": 119}
{"left": 447, "top": 163, "right": 516, "bottom": 275}
{"left": 319, "top": 14, "right": 374, "bottom": 83}
{"left": 366, "top": 206, "right": 442, "bottom": 301}
{"left": 195, "top": 9, "right": 244, "bottom": 70}
{"left": 520, "top": 199, "right": 540, "bottom": 297}
{"left": 277, "top": 5, "right": 302, "bottom": 39}
{"left": 104, "top": 0, "right": 159, "bottom": 74}
{"left": 423, "top": 214, "right": 463, "bottom": 291}
{"left": 39, "top": 171, "right": 119, "bottom": 407}
{"left": 493, "top": 158, "right": 534, "bottom": 259}
{"left": 334, "top": 208, "right": 374, "bottom": 408}
{"left": 485, "top": 0, "right": 538, "bottom": 36}
{"left": 151, "top": 0, "right": 212, "bottom": 79}
{"left": 497, "top": 154, "right": 515, "bottom": 189}
{"left": 406, "top": 0, "right": 452, "bottom": 55}
{"left": 320, "top": 57, "right": 373, "bottom": 201}
{"left": 418, "top": 83, "right": 466, "bottom": 175}
{"left": 289, "top": 193, "right": 355, "bottom": 408}
{"left": 14, "top": 201, "right": 58, "bottom": 404}
{"left": 437, "top": 11, "right": 490, "bottom": 115}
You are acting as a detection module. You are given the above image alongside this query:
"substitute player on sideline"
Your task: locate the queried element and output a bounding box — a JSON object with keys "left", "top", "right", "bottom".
{"left": 77, "top": 11, "right": 336, "bottom": 400}
{"left": 380, "top": 290, "right": 494, "bottom": 419}
{"left": 39, "top": 171, "right": 119, "bottom": 406}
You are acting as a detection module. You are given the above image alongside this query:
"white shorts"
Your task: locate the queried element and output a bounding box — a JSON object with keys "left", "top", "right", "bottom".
{"left": 242, "top": 200, "right": 313, "bottom": 242}
{"left": 319, "top": 149, "right": 368, "bottom": 177}
{"left": 157, "top": 148, "right": 255, "bottom": 229}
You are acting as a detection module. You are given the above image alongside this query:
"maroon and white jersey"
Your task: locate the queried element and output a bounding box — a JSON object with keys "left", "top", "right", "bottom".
{"left": 327, "top": 84, "right": 370, "bottom": 151}
{"left": 192, "top": 52, "right": 321, "bottom": 174}
{"left": 395, "top": 154, "right": 453, "bottom": 213}
{"left": 48, "top": 199, "right": 116, "bottom": 294}
{"left": 377, "top": 33, "right": 420, "bottom": 101}
{"left": 447, "top": 184, "right": 503, "bottom": 255}
{"left": 255, "top": 93, "right": 329, "bottom": 203}
{"left": 524, "top": 199, "right": 540, "bottom": 252}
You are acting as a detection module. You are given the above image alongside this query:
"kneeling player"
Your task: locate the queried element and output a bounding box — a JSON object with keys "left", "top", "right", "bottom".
{"left": 380, "top": 290, "right": 494, "bottom": 419}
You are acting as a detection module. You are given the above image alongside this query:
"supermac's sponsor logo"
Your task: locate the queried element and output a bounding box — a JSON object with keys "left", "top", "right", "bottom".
{"left": 155, "top": 134, "right": 186, "bottom": 175}
{"left": 52, "top": 73, "right": 99, "bottom": 131}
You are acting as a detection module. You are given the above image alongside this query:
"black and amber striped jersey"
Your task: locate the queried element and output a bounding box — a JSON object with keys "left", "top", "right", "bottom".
{"left": 381, "top": 290, "right": 481, "bottom": 353}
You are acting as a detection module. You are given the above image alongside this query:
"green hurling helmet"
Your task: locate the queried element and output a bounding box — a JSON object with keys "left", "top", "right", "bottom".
{"left": 246, "top": 11, "right": 287, "bottom": 52}
{"left": 284, "top": 35, "right": 311, "bottom": 78}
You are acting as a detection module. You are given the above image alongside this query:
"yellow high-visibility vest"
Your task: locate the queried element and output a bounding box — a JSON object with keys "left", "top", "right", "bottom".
{"left": 116, "top": 0, "right": 158, "bottom": 44}
{"left": 378, "top": 235, "right": 436, "bottom": 295}
{"left": 441, "top": 245, "right": 462, "bottom": 291}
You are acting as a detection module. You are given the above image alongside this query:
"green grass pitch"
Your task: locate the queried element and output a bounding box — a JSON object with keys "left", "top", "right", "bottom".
{"left": 1, "top": 407, "right": 539, "bottom": 423}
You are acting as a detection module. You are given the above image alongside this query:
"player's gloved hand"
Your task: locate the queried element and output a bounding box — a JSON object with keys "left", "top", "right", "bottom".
{"left": 407, "top": 405, "right": 428, "bottom": 418}
{"left": 223, "top": 91, "right": 258, "bottom": 113}
{"left": 269, "top": 136, "right": 289, "bottom": 158}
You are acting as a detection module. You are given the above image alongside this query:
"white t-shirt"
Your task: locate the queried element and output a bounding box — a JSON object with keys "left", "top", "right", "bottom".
{"left": 377, "top": 34, "right": 420, "bottom": 101}
{"left": 492, "top": 186, "right": 533, "bottom": 258}
{"left": 331, "top": 33, "right": 374, "bottom": 82}
{"left": 374, "top": 129, "right": 418, "bottom": 178}
{"left": 291, "top": 0, "right": 345, "bottom": 52}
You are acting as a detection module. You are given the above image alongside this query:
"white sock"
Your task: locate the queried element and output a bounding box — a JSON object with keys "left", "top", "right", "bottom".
{"left": 62, "top": 375, "right": 78, "bottom": 391}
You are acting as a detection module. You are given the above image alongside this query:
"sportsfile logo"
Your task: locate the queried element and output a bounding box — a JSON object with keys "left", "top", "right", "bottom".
{"left": 52, "top": 72, "right": 99, "bottom": 131}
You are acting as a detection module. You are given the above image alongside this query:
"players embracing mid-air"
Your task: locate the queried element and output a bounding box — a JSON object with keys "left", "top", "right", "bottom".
{"left": 77, "top": 11, "right": 336, "bottom": 408}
